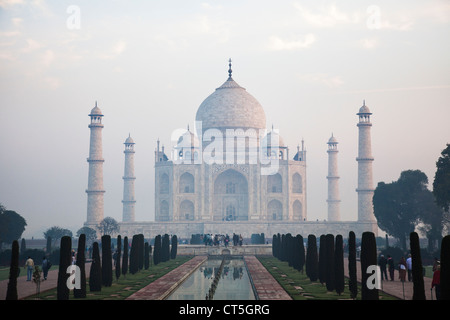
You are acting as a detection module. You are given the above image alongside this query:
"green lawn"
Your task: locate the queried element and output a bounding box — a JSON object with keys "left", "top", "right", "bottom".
{"left": 25, "top": 256, "right": 192, "bottom": 300}
{"left": 0, "top": 267, "right": 11, "bottom": 281}
{"left": 256, "top": 256, "right": 399, "bottom": 300}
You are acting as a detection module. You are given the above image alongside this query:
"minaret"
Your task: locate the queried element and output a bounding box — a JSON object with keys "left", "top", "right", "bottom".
{"left": 327, "top": 133, "right": 340, "bottom": 221}
{"left": 85, "top": 102, "right": 105, "bottom": 227}
{"left": 122, "top": 134, "right": 136, "bottom": 222}
{"left": 356, "top": 101, "right": 376, "bottom": 222}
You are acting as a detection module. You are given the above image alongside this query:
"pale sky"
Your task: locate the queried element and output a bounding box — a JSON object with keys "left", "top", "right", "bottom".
{"left": 1, "top": 0, "right": 449, "bottom": 238}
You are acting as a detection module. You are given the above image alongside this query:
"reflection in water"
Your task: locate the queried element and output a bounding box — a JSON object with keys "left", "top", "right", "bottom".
{"left": 166, "top": 257, "right": 255, "bottom": 300}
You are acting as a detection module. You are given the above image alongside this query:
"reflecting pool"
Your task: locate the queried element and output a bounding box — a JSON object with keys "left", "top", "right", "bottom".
{"left": 166, "top": 257, "right": 256, "bottom": 300}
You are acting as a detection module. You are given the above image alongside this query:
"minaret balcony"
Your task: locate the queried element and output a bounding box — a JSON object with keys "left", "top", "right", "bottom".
{"left": 87, "top": 158, "right": 105, "bottom": 162}
{"left": 85, "top": 189, "right": 106, "bottom": 193}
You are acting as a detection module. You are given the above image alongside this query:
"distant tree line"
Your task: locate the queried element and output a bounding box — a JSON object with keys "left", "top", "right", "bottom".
{"left": 374, "top": 144, "right": 450, "bottom": 252}
{"left": 251, "top": 233, "right": 265, "bottom": 244}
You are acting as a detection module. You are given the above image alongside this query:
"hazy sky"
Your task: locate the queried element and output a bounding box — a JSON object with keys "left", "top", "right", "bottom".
{"left": 1, "top": 0, "right": 449, "bottom": 238}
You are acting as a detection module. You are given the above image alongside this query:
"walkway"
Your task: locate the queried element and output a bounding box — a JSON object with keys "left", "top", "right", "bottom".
{"left": 343, "top": 259, "right": 434, "bottom": 300}
{"left": 0, "top": 266, "right": 61, "bottom": 300}
{"left": 244, "top": 256, "right": 292, "bottom": 300}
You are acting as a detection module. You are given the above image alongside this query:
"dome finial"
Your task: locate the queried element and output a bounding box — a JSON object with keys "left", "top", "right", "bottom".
{"left": 228, "top": 58, "right": 232, "bottom": 79}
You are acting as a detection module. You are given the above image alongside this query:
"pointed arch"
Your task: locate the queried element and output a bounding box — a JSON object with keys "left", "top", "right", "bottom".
{"left": 268, "top": 173, "right": 282, "bottom": 193}
{"left": 180, "top": 200, "right": 194, "bottom": 221}
{"left": 160, "top": 173, "right": 169, "bottom": 194}
{"left": 292, "top": 173, "right": 302, "bottom": 193}
{"left": 293, "top": 200, "right": 303, "bottom": 221}
{"left": 179, "top": 172, "right": 195, "bottom": 193}
{"left": 268, "top": 199, "right": 283, "bottom": 220}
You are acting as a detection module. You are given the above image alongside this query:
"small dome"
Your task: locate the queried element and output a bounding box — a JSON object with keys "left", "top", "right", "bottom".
{"left": 262, "top": 130, "right": 285, "bottom": 148}
{"left": 89, "top": 102, "right": 103, "bottom": 116}
{"left": 125, "top": 135, "right": 134, "bottom": 144}
{"left": 357, "top": 101, "right": 371, "bottom": 114}
{"left": 327, "top": 135, "right": 338, "bottom": 144}
{"left": 177, "top": 129, "right": 200, "bottom": 148}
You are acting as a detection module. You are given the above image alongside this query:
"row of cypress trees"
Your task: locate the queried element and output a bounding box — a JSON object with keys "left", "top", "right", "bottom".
{"left": 153, "top": 234, "right": 178, "bottom": 265}
{"left": 273, "top": 231, "right": 450, "bottom": 300}
{"left": 272, "top": 231, "right": 377, "bottom": 298}
{"left": 273, "top": 231, "right": 379, "bottom": 298}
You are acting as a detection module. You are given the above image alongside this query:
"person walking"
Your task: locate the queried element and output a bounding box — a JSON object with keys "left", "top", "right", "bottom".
{"left": 41, "top": 256, "right": 52, "bottom": 280}
{"left": 378, "top": 254, "right": 388, "bottom": 281}
{"left": 398, "top": 257, "right": 407, "bottom": 282}
{"left": 24, "top": 256, "right": 34, "bottom": 281}
{"left": 387, "top": 255, "right": 395, "bottom": 281}
{"left": 406, "top": 254, "right": 413, "bottom": 282}
{"left": 431, "top": 262, "right": 441, "bottom": 300}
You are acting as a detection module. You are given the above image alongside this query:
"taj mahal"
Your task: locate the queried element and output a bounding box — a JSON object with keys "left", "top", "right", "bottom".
{"left": 84, "top": 60, "right": 378, "bottom": 239}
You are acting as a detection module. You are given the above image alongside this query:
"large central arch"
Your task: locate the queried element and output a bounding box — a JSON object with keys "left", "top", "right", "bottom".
{"left": 213, "top": 169, "right": 248, "bottom": 221}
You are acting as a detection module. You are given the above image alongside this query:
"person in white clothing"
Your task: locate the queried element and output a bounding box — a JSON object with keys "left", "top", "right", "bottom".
{"left": 406, "top": 254, "right": 413, "bottom": 282}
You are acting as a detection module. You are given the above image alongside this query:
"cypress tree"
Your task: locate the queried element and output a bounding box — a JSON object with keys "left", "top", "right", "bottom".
{"left": 6, "top": 240, "right": 19, "bottom": 300}
{"left": 348, "top": 231, "right": 358, "bottom": 299}
{"left": 318, "top": 235, "right": 326, "bottom": 285}
{"left": 89, "top": 242, "right": 102, "bottom": 292}
{"left": 154, "top": 235, "right": 162, "bottom": 265}
{"left": 144, "top": 242, "right": 150, "bottom": 270}
{"left": 115, "top": 235, "right": 121, "bottom": 281}
{"left": 122, "top": 236, "right": 128, "bottom": 278}
{"left": 101, "top": 235, "right": 113, "bottom": 287}
{"left": 138, "top": 234, "right": 144, "bottom": 271}
{"left": 410, "top": 232, "right": 426, "bottom": 300}
{"left": 295, "top": 234, "right": 305, "bottom": 272}
{"left": 306, "top": 234, "right": 318, "bottom": 282}
{"left": 272, "top": 234, "right": 277, "bottom": 258}
{"left": 57, "top": 236, "right": 72, "bottom": 300}
{"left": 74, "top": 234, "right": 86, "bottom": 298}
{"left": 171, "top": 235, "right": 178, "bottom": 259}
{"left": 292, "top": 234, "right": 299, "bottom": 270}
{"left": 162, "top": 234, "right": 171, "bottom": 262}
{"left": 361, "top": 232, "right": 379, "bottom": 300}
{"left": 129, "top": 234, "right": 139, "bottom": 274}
{"left": 335, "top": 234, "right": 345, "bottom": 295}
{"left": 440, "top": 235, "right": 450, "bottom": 300}
{"left": 276, "top": 233, "right": 281, "bottom": 259}
{"left": 325, "top": 234, "right": 335, "bottom": 292}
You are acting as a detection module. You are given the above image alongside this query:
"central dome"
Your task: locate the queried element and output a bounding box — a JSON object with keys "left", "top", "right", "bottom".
{"left": 195, "top": 65, "right": 266, "bottom": 132}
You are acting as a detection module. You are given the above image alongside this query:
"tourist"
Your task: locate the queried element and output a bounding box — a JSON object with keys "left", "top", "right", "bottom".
{"left": 406, "top": 254, "right": 412, "bottom": 281}
{"left": 42, "top": 256, "right": 49, "bottom": 280}
{"left": 387, "top": 255, "right": 395, "bottom": 281}
{"left": 432, "top": 257, "right": 439, "bottom": 272}
{"left": 398, "top": 257, "right": 407, "bottom": 282}
{"left": 378, "top": 254, "right": 388, "bottom": 281}
{"left": 431, "top": 262, "right": 441, "bottom": 300}
{"left": 24, "top": 256, "right": 34, "bottom": 281}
